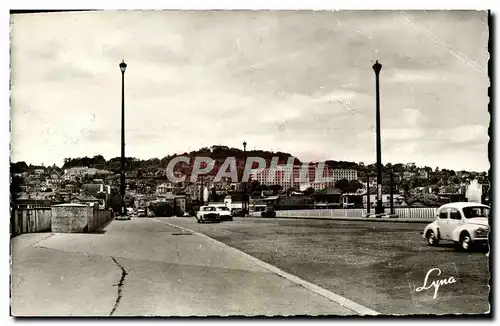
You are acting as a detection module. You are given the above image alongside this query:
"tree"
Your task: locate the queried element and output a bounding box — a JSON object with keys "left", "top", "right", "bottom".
{"left": 334, "top": 179, "right": 350, "bottom": 193}
{"left": 346, "top": 179, "right": 363, "bottom": 193}
{"left": 10, "top": 175, "right": 24, "bottom": 201}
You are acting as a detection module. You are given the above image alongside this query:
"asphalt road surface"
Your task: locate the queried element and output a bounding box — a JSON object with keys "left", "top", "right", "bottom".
{"left": 162, "top": 216, "right": 490, "bottom": 316}
{"left": 11, "top": 219, "right": 356, "bottom": 316}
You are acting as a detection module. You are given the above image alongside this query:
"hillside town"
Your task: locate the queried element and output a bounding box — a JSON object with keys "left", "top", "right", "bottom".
{"left": 10, "top": 145, "right": 490, "bottom": 217}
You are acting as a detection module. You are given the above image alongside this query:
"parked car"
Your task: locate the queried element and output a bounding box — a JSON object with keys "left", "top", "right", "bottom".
{"left": 115, "top": 213, "right": 131, "bottom": 221}
{"left": 232, "top": 208, "right": 248, "bottom": 217}
{"left": 137, "top": 209, "right": 146, "bottom": 217}
{"left": 422, "top": 202, "right": 490, "bottom": 250}
{"left": 261, "top": 207, "right": 276, "bottom": 218}
{"left": 214, "top": 206, "right": 233, "bottom": 221}
{"left": 196, "top": 206, "right": 220, "bottom": 223}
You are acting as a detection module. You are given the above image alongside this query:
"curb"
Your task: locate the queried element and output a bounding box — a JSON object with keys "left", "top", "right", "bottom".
{"left": 153, "top": 218, "right": 379, "bottom": 316}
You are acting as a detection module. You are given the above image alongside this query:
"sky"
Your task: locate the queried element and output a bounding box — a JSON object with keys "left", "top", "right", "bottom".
{"left": 10, "top": 10, "right": 490, "bottom": 172}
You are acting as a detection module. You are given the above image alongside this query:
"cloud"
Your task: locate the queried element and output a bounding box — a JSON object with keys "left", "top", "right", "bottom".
{"left": 10, "top": 11, "right": 489, "bottom": 171}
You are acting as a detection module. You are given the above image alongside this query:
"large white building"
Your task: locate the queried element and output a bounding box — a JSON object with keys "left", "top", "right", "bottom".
{"left": 252, "top": 164, "right": 358, "bottom": 190}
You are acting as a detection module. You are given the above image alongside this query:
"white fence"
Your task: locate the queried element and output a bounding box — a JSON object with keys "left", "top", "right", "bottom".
{"left": 251, "top": 207, "right": 437, "bottom": 221}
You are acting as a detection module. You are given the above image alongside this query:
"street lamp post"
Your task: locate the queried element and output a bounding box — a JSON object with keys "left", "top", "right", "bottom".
{"left": 119, "top": 60, "right": 127, "bottom": 217}
{"left": 243, "top": 141, "right": 247, "bottom": 215}
{"left": 372, "top": 60, "right": 384, "bottom": 214}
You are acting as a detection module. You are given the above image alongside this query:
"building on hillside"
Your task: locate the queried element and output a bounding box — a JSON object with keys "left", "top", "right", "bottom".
{"left": 151, "top": 194, "right": 187, "bottom": 216}
{"left": 73, "top": 194, "right": 100, "bottom": 207}
{"left": 417, "top": 169, "right": 429, "bottom": 179}
{"left": 252, "top": 164, "right": 357, "bottom": 189}
{"left": 185, "top": 184, "right": 202, "bottom": 201}
{"left": 402, "top": 171, "right": 416, "bottom": 180}
{"left": 34, "top": 168, "right": 45, "bottom": 176}
{"left": 81, "top": 183, "right": 111, "bottom": 209}
{"left": 156, "top": 182, "right": 175, "bottom": 195}
{"left": 13, "top": 192, "right": 61, "bottom": 208}
{"left": 331, "top": 169, "right": 358, "bottom": 182}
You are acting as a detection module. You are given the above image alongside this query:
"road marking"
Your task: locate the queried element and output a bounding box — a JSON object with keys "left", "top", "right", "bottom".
{"left": 153, "top": 218, "right": 379, "bottom": 316}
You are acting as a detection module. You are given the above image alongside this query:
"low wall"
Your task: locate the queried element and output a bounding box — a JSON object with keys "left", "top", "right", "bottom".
{"left": 250, "top": 207, "right": 437, "bottom": 222}
{"left": 90, "top": 209, "right": 113, "bottom": 232}
{"left": 51, "top": 204, "right": 93, "bottom": 233}
{"left": 52, "top": 204, "right": 114, "bottom": 233}
{"left": 11, "top": 207, "right": 52, "bottom": 237}
{"left": 11, "top": 205, "right": 114, "bottom": 236}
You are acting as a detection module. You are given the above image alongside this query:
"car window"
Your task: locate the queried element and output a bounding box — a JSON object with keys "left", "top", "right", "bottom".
{"left": 439, "top": 209, "right": 448, "bottom": 219}
{"left": 463, "top": 206, "right": 489, "bottom": 218}
{"left": 449, "top": 208, "right": 461, "bottom": 220}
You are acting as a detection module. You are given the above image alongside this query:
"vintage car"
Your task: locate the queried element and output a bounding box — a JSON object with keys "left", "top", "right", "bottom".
{"left": 261, "top": 207, "right": 277, "bottom": 218}
{"left": 422, "top": 202, "right": 490, "bottom": 250}
{"left": 196, "top": 206, "right": 220, "bottom": 223}
{"left": 214, "top": 206, "right": 233, "bottom": 221}
{"left": 232, "top": 208, "right": 248, "bottom": 217}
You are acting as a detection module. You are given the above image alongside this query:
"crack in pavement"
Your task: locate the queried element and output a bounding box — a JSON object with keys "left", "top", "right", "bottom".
{"left": 110, "top": 257, "right": 128, "bottom": 316}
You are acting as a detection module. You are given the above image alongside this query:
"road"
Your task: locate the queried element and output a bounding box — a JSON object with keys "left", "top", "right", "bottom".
{"left": 11, "top": 218, "right": 356, "bottom": 316}
{"left": 163, "top": 216, "right": 490, "bottom": 315}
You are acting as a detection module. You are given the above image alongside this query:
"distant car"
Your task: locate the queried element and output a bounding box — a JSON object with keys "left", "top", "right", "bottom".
{"left": 137, "top": 209, "right": 146, "bottom": 217}
{"left": 422, "top": 202, "right": 490, "bottom": 250}
{"left": 214, "top": 206, "right": 233, "bottom": 221}
{"left": 261, "top": 207, "right": 276, "bottom": 218}
{"left": 232, "top": 208, "right": 248, "bottom": 217}
{"left": 115, "top": 213, "right": 131, "bottom": 221}
{"left": 196, "top": 206, "right": 220, "bottom": 223}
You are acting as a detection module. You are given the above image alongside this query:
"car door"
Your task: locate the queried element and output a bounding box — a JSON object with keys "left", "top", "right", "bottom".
{"left": 446, "top": 208, "right": 462, "bottom": 239}
{"left": 436, "top": 208, "right": 450, "bottom": 240}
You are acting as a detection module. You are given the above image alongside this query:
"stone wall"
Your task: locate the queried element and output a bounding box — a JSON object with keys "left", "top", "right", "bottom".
{"left": 51, "top": 204, "right": 93, "bottom": 233}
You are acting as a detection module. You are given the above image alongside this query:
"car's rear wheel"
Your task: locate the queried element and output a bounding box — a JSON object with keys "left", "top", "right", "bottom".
{"left": 426, "top": 230, "right": 439, "bottom": 246}
{"left": 459, "top": 232, "right": 472, "bottom": 251}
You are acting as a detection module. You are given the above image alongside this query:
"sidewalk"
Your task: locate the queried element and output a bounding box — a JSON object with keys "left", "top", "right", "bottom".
{"left": 11, "top": 218, "right": 358, "bottom": 316}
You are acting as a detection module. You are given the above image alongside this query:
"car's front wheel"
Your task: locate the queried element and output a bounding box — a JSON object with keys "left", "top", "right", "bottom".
{"left": 459, "top": 232, "right": 472, "bottom": 251}
{"left": 426, "top": 230, "right": 439, "bottom": 246}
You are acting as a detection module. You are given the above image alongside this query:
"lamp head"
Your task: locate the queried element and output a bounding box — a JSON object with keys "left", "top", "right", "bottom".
{"left": 372, "top": 60, "right": 382, "bottom": 74}
{"left": 243, "top": 141, "right": 247, "bottom": 149}
{"left": 119, "top": 60, "right": 127, "bottom": 73}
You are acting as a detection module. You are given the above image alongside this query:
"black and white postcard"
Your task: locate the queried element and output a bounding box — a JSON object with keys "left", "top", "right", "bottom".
{"left": 9, "top": 9, "right": 491, "bottom": 317}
